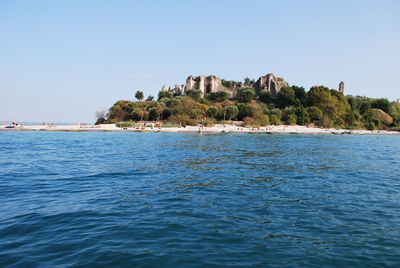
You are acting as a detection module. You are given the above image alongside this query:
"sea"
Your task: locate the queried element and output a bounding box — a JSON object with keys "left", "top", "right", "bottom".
{"left": 1, "top": 131, "right": 400, "bottom": 267}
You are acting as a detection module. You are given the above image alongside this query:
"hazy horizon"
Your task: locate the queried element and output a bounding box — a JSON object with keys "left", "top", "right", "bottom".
{"left": 1, "top": 0, "right": 399, "bottom": 123}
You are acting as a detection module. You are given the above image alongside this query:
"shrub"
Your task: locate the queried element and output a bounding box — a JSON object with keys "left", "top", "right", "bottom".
{"left": 148, "top": 105, "right": 164, "bottom": 121}
{"left": 222, "top": 79, "right": 233, "bottom": 88}
{"left": 360, "top": 101, "right": 371, "bottom": 113}
{"left": 268, "top": 108, "right": 281, "bottom": 117}
{"left": 371, "top": 98, "right": 390, "bottom": 113}
{"left": 186, "top": 89, "right": 202, "bottom": 101}
{"left": 259, "top": 90, "right": 272, "bottom": 104}
{"left": 364, "top": 121, "right": 376, "bottom": 130}
{"left": 224, "top": 105, "right": 239, "bottom": 120}
{"left": 287, "top": 114, "right": 297, "bottom": 125}
{"left": 131, "top": 108, "right": 148, "bottom": 121}
{"left": 259, "top": 114, "right": 270, "bottom": 126}
{"left": 320, "top": 116, "right": 333, "bottom": 128}
{"left": 206, "top": 91, "right": 230, "bottom": 102}
{"left": 203, "top": 118, "right": 215, "bottom": 127}
{"left": 237, "top": 87, "right": 255, "bottom": 103}
{"left": 167, "top": 114, "right": 196, "bottom": 127}
{"left": 243, "top": 117, "right": 260, "bottom": 127}
{"left": 244, "top": 77, "right": 255, "bottom": 85}
{"left": 158, "top": 91, "right": 173, "bottom": 100}
{"left": 276, "top": 87, "right": 295, "bottom": 108}
{"left": 295, "top": 106, "right": 310, "bottom": 125}
{"left": 116, "top": 122, "right": 139, "bottom": 128}
{"left": 282, "top": 106, "right": 296, "bottom": 122}
{"left": 343, "top": 110, "right": 358, "bottom": 127}
{"left": 307, "top": 106, "right": 323, "bottom": 121}
{"left": 206, "top": 106, "right": 220, "bottom": 119}
{"left": 237, "top": 104, "right": 254, "bottom": 120}
{"left": 270, "top": 114, "right": 281, "bottom": 125}
{"left": 199, "top": 98, "right": 209, "bottom": 105}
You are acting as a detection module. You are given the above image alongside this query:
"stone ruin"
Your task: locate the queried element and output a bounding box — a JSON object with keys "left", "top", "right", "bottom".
{"left": 161, "top": 73, "right": 289, "bottom": 98}
{"left": 186, "top": 75, "right": 227, "bottom": 97}
{"left": 253, "top": 73, "right": 288, "bottom": 98}
{"left": 339, "top": 81, "right": 345, "bottom": 93}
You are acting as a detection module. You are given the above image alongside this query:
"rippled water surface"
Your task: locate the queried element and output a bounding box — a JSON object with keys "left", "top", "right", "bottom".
{"left": 1, "top": 132, "right": 400, "bottom": 267}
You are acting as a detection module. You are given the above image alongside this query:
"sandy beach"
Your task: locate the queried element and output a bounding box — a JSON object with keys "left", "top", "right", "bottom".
{"left": 1, "top": 123, "right": 399, "bottom": 135}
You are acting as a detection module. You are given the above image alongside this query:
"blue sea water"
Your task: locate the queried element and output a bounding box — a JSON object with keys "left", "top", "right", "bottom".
{"left": 0, "top": 131, "right": 400, "bottom": 267}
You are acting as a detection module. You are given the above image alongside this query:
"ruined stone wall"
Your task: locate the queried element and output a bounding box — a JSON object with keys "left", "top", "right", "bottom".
{"left": 162, "top": 73, "right": 288, "bottom": 99}
{"left": 185, "top": 75, "right": 226, "bottom": 97}
{"left": 253, "top": 73, "right": 288, "bottom": 98}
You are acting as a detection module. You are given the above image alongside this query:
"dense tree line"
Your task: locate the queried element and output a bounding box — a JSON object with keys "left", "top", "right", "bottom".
{"left": 100, "top": 87, "right": 400, "bottom": 131}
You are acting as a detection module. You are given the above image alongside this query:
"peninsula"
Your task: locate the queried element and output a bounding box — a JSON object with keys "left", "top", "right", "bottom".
{"left": 98, "top": 73, "right": 400, "bottom": 133}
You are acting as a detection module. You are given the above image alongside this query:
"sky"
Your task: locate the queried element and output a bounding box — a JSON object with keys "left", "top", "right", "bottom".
{"left": 0, "top": 0, "right": 399, "bottom": 123}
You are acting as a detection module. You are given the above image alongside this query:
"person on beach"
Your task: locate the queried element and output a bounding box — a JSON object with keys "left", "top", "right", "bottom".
{"left": 198, "top": 124, "right": 204, "bottom": 133}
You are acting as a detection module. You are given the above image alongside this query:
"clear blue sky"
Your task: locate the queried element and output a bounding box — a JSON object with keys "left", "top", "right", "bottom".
{"left": 1, "top": 0, "right": 399, "bottom": 123}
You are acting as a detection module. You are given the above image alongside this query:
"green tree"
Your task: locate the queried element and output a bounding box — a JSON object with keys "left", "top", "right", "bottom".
{"left": 307, "top": 86, "right": 350, "bottom": 126}
{"left": 108, "top": 104, "right": 130, "bottom": 122}
{"left": 237, "top": 87, "right": 255, "bottom": 103}
{"left": 295, "top": 106, "right": 311, "bottom": 125}
{"left": 135, "top": 91, "right": 144, "bottom": 101}
{"left": 237, "top": 104, "right": 255, "bottom": 120}
{"left": 371, "top": 98, "right": 390, "bottom": 113}
{"left": 267, "top": 108, "right": 281, "bottom": 117}
{"left": 169, "top": 96, "right": 208, "bottom": 121}
{"left": 222, "top": 80, "right": 233, "bottom": 88}
{"left": 360, "top": 101, "right": 371, "bottom": 114}
{"left": 276, "top": 87, "right": 295, "bottom": 108}
{"left": 224, "top": 105, "right": 239, "bottom": 120}
{"left": 347, "top": 96, "right": 363, "bottom": 111}
{"left": 389, "top": 101, "right": 400, "bottom": 125}
{"left": 282, "top": 106, "right": 296, "bottom": 122}
{"left": 292, "top": 86, "right": 307, "bottom": 106}
{"left": 148, "top": 104, "right": 165, "bottom": 121}
{"left": 244, "top": 77, "right": 255, "bottom": 85}
{"left": 158, "top": 91, "right": 173, "bottom": 100}
{"left": 186, "top": 89, "right": 202, "bottom": 101}
{"left": 343, "top": 110, "right": 359, "bottom": 127}
{"left": 146, "top": 95, "right": 154, "bottom": 101}
{"left": 287, "top": 114, "right": 297, "bottom": 125}
{"left": 270, "top": 114, "right": 281, "bottom": 125}
{"left": 206, "top": 91, "right": 230, "bottom": 102}
{"left": 259, "top": 114, "right": 270, "bottom": 126}
{"left": 307, "top": 106, "right": 323, "bottom": 121}
{"left": 259, "top": 90, "right": 272, "bottom": 104}
{"left": 131, "top": 108, "right": 147, "bottom": 121}
{"left": 199, "top": 98, "right": 209, "bottom": 105}
{"left": 207, "top": 106, "right": 219, "bottom": 119}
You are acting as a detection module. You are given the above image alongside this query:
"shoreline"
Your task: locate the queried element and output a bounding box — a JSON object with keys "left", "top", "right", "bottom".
{"left": 1, "top": 124, "right": 399, "bottom": 135}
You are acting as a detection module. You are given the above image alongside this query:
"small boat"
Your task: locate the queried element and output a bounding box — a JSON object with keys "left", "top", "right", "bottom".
{"left": 5, "top": 125, "right": 16, "bottom": 129}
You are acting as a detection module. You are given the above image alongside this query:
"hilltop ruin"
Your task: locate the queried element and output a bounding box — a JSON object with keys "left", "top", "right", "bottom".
{"left": 161, "top": 73, "right": 289, "bottom": 99}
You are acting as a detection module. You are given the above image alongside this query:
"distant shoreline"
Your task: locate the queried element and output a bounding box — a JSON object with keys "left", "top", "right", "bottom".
{"left": 1, "top": 124, "right": 399, "bottom": 135}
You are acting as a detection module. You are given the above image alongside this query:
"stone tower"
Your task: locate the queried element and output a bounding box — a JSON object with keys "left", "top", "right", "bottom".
{"left": 339, "top": 81, "right": 344, "bottom": 93}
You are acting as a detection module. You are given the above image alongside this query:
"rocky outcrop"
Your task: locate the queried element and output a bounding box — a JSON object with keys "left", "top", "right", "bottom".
{"left": 253, "top": 73, "right": 288, "bottom": 98}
